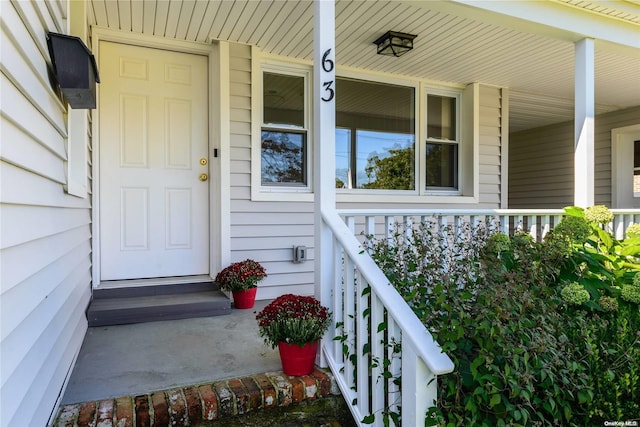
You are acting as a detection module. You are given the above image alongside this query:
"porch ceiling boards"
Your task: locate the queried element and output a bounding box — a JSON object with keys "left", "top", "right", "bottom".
{"left": 89, "top": 0, "right": 640, "bottom": 132}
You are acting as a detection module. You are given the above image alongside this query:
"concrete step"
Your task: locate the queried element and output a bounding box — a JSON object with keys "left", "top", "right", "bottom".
{"left": 87, "top": 282, "right": 231, "bottom": 326}
{"left": 54, "top": 369, "right": 357, "bottom": 427}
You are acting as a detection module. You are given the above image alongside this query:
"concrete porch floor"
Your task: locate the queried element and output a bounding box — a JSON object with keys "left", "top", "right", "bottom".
{"left": 62, "top": 299, "right": 282, "bottom": 404}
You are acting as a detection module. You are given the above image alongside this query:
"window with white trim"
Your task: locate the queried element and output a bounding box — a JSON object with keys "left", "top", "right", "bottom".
{"left": 261, "top": 71, "right": 309, "bottom": 187}
{"left": 425, "top": 91, "right": 460, "bottom": 192}
{"left": 255, "top": 60, "right": 473, "bottom": 201}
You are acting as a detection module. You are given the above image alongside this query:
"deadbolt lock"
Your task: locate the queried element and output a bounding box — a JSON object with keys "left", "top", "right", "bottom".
{"left": 200, "top": 158, "right": 208, "bottom": 166}
{"left": 199, "top": 173, "right": 208, "bottom": 182}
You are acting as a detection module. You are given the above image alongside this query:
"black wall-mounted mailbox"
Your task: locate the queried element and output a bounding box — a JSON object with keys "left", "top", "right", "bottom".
{"left": 46, "top": 32, "right": 100, "bottom": 109}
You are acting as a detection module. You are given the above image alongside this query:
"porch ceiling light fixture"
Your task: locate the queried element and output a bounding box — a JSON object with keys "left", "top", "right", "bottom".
{"left": 373, "top": 31, "right": 417, "bottom": 57}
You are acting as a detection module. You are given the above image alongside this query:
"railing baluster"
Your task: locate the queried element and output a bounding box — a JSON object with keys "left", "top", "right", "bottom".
{"left": 552, "top": 214, "right": 563, "bottom": 230}
{"left": 356, "top": 269, "right": 369, "bottom": 423}
{"left": 346, "top": 215, "right": 356, "bottom": 234}
{"left": 614, "top": 216, "right": 624, "bottom": 240}
{"left": 344, "top": 254, "right": 356, "bottom": 391}
{"left": 365, "top": 215, "right": 376, "bottom": 239}
{"left": 387, "top": 316, "right": 402, "bottom": 423}
{"left": 454, "top": 215, "right": 463, "bottom": 242}
{"left": 385, "top": 216, "right": 396, "bottom": 247}
{"left": 404, "top": 216, "right": 414, "bottom": 245}
{"left": 370, "top": 294, "right": 385, "bottom": 426}
{"left": 528, "top": 215, "right": 537, "bottom": 241}
{"left": 515, "top": 215, "right": 524, "bottom": 234}
{"left": 541, "top": 215, "right": 551, "bottom": 240}
{"left": 332, "top": 235, "right": 344, "bottom": 367}
{"left": 469, "top": 215, "right": 478, "bottom": 230}
{"left": 499, "top": 215, "right": 509, "bottom": 235}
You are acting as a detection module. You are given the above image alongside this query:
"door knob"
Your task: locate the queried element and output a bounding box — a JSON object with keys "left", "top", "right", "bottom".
{"left": 199, "top": 173, "right": 208, "bottom": 182}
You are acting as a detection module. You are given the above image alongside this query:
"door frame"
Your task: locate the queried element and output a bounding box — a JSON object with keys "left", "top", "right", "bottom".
{"left": 612, "top": 123, "right": 640, "bottom": 208}
{"left": 91, "top": 28, "right": 230, "bottom": 288}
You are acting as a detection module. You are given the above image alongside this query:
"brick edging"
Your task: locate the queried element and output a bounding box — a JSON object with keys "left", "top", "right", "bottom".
{"left": 54, "top": 369, "right": 337, "bottom": 427}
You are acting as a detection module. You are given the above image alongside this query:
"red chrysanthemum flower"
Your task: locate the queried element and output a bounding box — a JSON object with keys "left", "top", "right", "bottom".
{"left": 256, "top": 294, "right": 331, "bottom": 348}
{"left": 215, "top": 259, "right": 267, "bottom": 292}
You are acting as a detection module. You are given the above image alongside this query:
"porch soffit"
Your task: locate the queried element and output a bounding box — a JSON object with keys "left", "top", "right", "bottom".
{"left": 553, "top": 0, "right": 640, "bottom": 26}
{"left": 88, "top": 0, "right": 640, "bottom": 132}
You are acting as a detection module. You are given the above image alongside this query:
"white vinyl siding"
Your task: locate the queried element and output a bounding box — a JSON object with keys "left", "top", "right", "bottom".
{"left": 509, "top": 122, "right": 575, "bottom": 208}
{"left": 229, "top": 43, "right": 315, "bottom": 299}
{"left": 509, "top": 106, "right": 640, "bottom": 208}
{"left": 0, "top": 1, "right": 92, "bottom": 426}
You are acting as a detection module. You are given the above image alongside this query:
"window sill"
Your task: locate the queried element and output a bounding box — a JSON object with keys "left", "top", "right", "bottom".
{"left": 250, "top": 189, "right": 477, "bottom": 204}
{"left": 337, "top": 193, "right": 477, "bottom": 204}
{"left": 251, "top": 187, "right": 314, "bottom": 202}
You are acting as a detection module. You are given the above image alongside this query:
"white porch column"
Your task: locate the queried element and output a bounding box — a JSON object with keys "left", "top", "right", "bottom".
{"left": 313, "top": 0, "right": 336, "bottom": 367}
{"left": 574, "top": 38, "right": 595, "bottom": 207}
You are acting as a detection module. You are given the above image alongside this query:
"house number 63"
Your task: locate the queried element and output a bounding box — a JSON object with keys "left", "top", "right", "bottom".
{"left": 321, "top": 49, "right": 334, "bottom": 102}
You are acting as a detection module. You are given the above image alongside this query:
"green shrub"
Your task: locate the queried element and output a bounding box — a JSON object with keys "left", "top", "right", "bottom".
{"left": 365, "top": 214, "right": 640, "bottom": 426}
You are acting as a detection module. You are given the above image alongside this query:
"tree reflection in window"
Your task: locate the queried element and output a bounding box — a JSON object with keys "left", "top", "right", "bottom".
{"left": 363, "top": 143, "right": 414, "bottom": 190}
{"left": 261, "top": 130, "right": 306, "bottom": 185}
{"left": 426, "top": 142, "right": 457, "bottom": 189}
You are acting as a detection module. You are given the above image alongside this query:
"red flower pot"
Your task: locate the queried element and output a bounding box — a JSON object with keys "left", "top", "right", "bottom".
{"left": 232, "top": 288, "right": 257, "bottom": 309}
{"left": 278, "top": 341, "right": 318, "bottom": 376}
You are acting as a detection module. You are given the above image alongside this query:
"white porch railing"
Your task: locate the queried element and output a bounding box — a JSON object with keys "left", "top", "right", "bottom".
{"left": 321, "top": 210, "right": 455, "bottom": 427}
{"left": 337, "top": 208, "right": 640, "bottom": 243}
{"left": 320, "top": 208, "right": 640, "bottom": 427}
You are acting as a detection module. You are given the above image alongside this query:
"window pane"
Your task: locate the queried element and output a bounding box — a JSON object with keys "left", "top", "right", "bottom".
{"left": 261, "top": 131, "right": 306, "bottom": 185}
{"left": 426, "top": 143, "right": 457, "bottom": 189}
{"left": 336, "top": 128, "right": 351, "bottom": 188}
{"left": 634, "top": 140, "right": 640, "bottom": 195}
{"left": 357, "top": 130, "right": 414, "bottom": 189}
{"left": 263, "top": 73, "right": 304, "bottom": 127}
{"left": 427, "top": 95, "right": 456, "bottom": 141}
{"left": 336, "top": 78, "right": 415, "bottom": 190}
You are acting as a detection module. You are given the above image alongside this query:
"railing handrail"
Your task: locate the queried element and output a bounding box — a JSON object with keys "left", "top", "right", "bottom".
{"left": 337, "top": 208, "right": 640, "bottom": 216}
{"left": 322, "top": 209, "right": 455, "bottom": 376}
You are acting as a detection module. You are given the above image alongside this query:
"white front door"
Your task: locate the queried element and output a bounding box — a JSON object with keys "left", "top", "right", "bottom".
{"left": 99, "top": 41, "right": 210, "bottom": 281}
{"left": 612, "top": 125, "right": 640, "bottom": 209}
